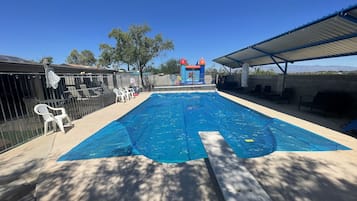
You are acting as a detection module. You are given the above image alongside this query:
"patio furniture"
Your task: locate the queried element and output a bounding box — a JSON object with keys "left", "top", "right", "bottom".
{"left": 79, "top": 84, "right": 101, "bottom": 97}
{"left": 113, "top": 88, "right": 126, "bottom": 103}
{"left": 34, "top": 104, "right": 72, "bottom": 135}
{"left": 268, "top": 88, "right": 295, "bottom": 104}
{"left": 342, "top": 120, "right": 357, "bottom": 132}
{"left": 124, "top": 87, "right": 135, "bottom": 99}
{"left": 66, "top": 86, "right": 89, "bottom": 100}
{"left": 119, "top": 88, "right": 131, "bottom": 100}
{"left": 299, "top": 91, "right": 354, "bottom": 115}
{"left": 129, "top": 87, "right": 138, "bottom": 96}
{"left": 249, "top": 84, "right": 262, "bottom": 96}
{"left": 261, "top": 85, "right": 273, "bottom": 98}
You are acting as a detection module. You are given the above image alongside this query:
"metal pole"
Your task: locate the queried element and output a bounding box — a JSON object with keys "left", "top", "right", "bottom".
{"left": 282, "top": 62, "right": 288, "bottom": 93}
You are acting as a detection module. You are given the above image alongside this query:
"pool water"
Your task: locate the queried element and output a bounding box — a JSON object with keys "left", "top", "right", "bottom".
{"left": 58, "top": 92, "right": 350, "bottom": 163}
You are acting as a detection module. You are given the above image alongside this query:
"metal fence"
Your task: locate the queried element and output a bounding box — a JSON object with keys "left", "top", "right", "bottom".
{"left": 0, "top": 72, "right": 136, "bottom": 153}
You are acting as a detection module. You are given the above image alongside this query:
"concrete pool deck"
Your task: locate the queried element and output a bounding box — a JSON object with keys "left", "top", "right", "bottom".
{"left": 1, "top": 91, "right": 357, "bottom": 200}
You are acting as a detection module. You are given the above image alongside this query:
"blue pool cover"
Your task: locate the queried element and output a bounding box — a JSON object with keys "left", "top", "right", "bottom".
{"left": 58, "top": 92, "right": 350, "bottom": 163}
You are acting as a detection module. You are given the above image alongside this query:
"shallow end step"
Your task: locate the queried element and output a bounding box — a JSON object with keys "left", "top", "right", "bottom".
{"left": 153, "top": 84, "right": 217, "bottom": 91}
{"left": 199, "top": 131, "right": 272, "bottom": 201}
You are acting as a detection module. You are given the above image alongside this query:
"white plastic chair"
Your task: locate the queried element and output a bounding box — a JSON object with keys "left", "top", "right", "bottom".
{"left": 120, "top": 88, "right": 131, "bottom": 100}
{"left": 113, "top": 88, "right": 126, "bottom": 103}
{"left": 34, "top": 104, "right": 72, "bottom": 135}
{"left": 125, "top": 87, "right": 135, "bottom": 99}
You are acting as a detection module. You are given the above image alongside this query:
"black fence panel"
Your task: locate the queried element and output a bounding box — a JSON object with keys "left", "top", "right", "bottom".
{"left": 0, "top": 72, "right": 125, "bottom": 153}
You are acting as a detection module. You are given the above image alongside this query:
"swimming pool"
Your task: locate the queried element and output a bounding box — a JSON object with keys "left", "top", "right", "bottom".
{"left": 58, "top": 92, "right": 350, "bottom": 163}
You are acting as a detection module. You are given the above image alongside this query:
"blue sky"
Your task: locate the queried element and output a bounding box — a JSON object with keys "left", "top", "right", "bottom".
{"left": 1, "top": 0, "right": 357, "bottom": 69}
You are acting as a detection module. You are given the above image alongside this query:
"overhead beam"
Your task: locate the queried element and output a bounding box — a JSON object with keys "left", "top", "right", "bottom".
{"left": 219, "top": 65, "right": 230, "bottom": 73}
{"left": 270, "top": 56, "right": 286, "bottom": 74}
{"left": 270, "top": 58, "right": 288, "bottom": 92}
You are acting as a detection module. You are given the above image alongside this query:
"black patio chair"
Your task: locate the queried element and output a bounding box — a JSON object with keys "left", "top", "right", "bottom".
{"left": 249, "top": 84, "right": 262, "bottom": 96}
{"left": 269, "top": 88, "right": 295, "bottom": 104}
{"left": 261, "top": 85, "right": 273, "bottom": 98}
{"left": 299, "top": 91, "right": 354, "bottom": 115}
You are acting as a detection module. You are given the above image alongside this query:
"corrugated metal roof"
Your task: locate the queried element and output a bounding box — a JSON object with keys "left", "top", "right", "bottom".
{"left": 0, "top": 55, "right": 116, "bottom": 74}
{"left": 0, "top": 55, "right": 35, "bottom": 63}
{"left": 0, "top": 61, "right": 115, "bottom": 74}
{"left": 213, "top": 5, "right": 357, "bottom": 68}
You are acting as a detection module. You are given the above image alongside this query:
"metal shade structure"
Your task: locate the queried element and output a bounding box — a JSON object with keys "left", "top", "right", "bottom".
{"left": 213, "top": 5, "right": 357, "bottom": 71}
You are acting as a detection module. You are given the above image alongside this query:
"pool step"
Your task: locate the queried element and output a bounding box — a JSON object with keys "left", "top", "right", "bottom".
{"left": 153, "top": 84, "right": 216, "bottom": 92}
{"left": 199, "top": 131, "right": 272, "bottom": 201}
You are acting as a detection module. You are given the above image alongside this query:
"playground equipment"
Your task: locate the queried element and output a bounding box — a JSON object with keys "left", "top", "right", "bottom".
{"left": 179, "top": 58, "right": 205, "bottom": 85}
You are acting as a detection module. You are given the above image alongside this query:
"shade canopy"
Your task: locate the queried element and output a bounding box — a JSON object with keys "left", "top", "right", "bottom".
{"left": 213, "top": 5, "right": 357, "bottom": 68}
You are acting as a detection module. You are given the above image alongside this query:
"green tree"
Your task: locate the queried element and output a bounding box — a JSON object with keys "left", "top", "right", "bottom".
{"left": 66, "top": 49, "right": 81, "bottom": 64}
{"left": 159, "top": 59, "right": 180, "bottom": 74}
{"left": 150, "top": 68, "right": 161, "bottom": 74}
{"left": 66, "top": 49, "right": 97, "bottom": 66}
{"left": 39, "top": 56, "right": 53, "bottom": 64}
{"left": 100, "top": 24, "right": 174, "bottom": 88}
{"left": 252, "top": 67, "right": 276, "bottom": 75}
{"left": 99, "top": 32, "right": 134, "bottom": 71}
{"left": 81, "top": 50, "right": 96, "bottom": 66}
{"left": 98, "top": 44, "right": 114, "bottom": 68}
{"left": 111, "top": 28, "right": 135, "bottom": 71}
{"left": 205, "top": 66, "right": 218, "bottom": 75}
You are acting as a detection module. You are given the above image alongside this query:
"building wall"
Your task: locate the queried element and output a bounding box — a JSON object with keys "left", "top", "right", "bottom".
{"left": 227, "top": 74, "right": 357, "bottom": 104}
{"left": 285, "top": 75, "right": 357, "bottom": 100}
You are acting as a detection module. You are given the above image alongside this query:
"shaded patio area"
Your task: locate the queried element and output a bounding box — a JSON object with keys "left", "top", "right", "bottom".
{"left": 223, "top": 90, "right": 353, "bottom": 134}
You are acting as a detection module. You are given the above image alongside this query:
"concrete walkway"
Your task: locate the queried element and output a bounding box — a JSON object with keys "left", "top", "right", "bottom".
{"left": 1, "top": 91, "right": 357, "bottom": 201}
{"left": 0, "top": 133, "right": 55, "bottom": 201}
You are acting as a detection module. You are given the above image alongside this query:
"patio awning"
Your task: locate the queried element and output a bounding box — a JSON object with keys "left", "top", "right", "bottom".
{"left": 213, "top": 5, "right": 357, "bottom": 69}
